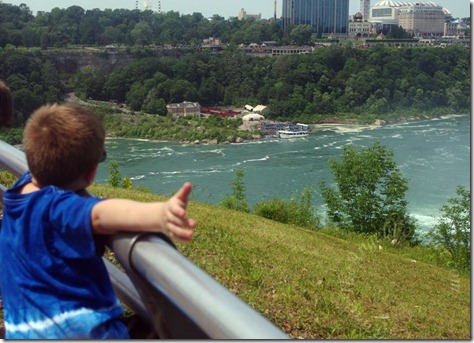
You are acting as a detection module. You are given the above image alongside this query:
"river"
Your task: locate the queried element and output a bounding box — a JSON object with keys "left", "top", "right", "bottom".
{"left": 96, "top": 114, "right": 470, "bottom": 232}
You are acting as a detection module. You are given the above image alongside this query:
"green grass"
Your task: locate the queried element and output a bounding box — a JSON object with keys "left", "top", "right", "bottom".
{"left": 90, "top": 185, "right": 470, "bottom": 339}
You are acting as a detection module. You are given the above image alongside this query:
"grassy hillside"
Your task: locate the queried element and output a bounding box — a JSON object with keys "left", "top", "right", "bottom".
{"left": 91, "top": 185, "right": 470, "bottom": 339}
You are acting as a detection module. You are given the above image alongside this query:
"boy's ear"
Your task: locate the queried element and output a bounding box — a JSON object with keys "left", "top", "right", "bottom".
{"left": 84, "top": 165, "right": 98, "bottom": 186}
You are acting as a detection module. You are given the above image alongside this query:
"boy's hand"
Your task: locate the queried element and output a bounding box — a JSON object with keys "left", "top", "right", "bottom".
{"left": 164, "top": 182, "right": 196, "bottom": 242}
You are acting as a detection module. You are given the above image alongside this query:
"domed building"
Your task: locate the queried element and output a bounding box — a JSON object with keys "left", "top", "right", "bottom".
{"left": 370, "top": 0, "right": 400, "bottom": 25}
{"left": 353, "top": 12, "right": 364, "bottom": 22}
{"left": 370, "top": 1, "right": 448, "bottom": 37}
{"left": 348, "top": 12, "right": 372, "bottom": 37}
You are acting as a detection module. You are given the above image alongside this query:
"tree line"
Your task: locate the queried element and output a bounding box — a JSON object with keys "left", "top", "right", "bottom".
{"left": 0, "top": 43, "right": 469, "bottom": 134}
{"left": 0, "top": 3, "right": 285, "bottom": 48}
{"left": 0, "top": 3, "right": 470, "bottom": 137}
{"left": 0, "top": 3, "right": 471, "bottom": 49}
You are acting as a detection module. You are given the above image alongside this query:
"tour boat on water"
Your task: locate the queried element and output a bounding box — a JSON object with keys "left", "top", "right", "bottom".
{"left": 277, "top": 123, "right": 309, "bottom": 139}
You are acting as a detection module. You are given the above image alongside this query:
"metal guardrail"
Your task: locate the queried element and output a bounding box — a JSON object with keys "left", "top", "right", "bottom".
{"left": 0, "top": 140, "right": 289, "bottom": 339}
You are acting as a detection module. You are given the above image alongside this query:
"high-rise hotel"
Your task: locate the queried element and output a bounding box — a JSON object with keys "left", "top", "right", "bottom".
{"left": 282, "top": 0, "right": 350, "bottom": 36}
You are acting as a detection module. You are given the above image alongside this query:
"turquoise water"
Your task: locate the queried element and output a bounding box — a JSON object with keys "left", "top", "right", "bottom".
{"left": 96, "top": 114, "right": 470, "bottom": 232}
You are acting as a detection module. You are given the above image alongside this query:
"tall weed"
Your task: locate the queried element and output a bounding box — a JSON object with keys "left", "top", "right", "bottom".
{"left": 220, "top": 168, "right": 250, "bottom": 213}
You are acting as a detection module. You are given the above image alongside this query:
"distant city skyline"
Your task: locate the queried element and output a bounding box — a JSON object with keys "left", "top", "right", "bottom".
{"left": 2, "top": 0, "right": 469, "bottom": 19}
{"left": 282, "top": 0, "right": 350, "bottom": 34}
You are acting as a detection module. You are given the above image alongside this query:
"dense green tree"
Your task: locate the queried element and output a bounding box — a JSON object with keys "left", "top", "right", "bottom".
{"left": 198, "top": 77, "right": 219, "bottom": 106}
{"left": 241, "top": 20, "right": 267, "bottom": 44}
{"left": 126, "top": 81, "right": 149, "bottom": 110}
{"left": 142, "top": 96, "right": 167, "bottom": 115}
{"left": 429, "top": 186, "right": 470, "bottom": 272}
{"left": 0, "top": 26, "right": 11, "bottom": 47}
{"left": 79, "top": 12, "right": 102, "bottom": 44}
{"left": 103, "top": 58, "right": 163, "bottom": 101}
{"left": 10, "top": 88, "right": 42, "bottom": 125}
{"left": 131, "top": 21, "right": 153, "bottom": 46}
{"left": 21, "top": 24, "right": 40, "bottom": 47}
{"left": 41, "top": 60, "right": 61, "bottom": 91}
{"left": 73, "top": 67, "right": 106, "bottom": 100}
{"left": 320, "top": 142, "right": 417, "bottom": 243}
{"left": 446, "top": 81, "right": 470, "bottom": 111}
{"left": 386, "top": 25, "right": 412, "bottom": 39}
{"left": 290, "top": 24, "right": 312, "bottom": 45}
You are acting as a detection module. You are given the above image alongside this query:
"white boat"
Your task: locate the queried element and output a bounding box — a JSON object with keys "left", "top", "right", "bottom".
{"left": 277, "top": 123, "right": 309, "bottom": 139}
{"left": 277, "top": 129, "right": 309, "bottom": 138}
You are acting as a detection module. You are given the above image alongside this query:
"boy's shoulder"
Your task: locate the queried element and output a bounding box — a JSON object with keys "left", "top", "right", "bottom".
{"left": 6, "top": 172, "right": 100, "bottom": 207}
{"left": 7, "top": 172, "right": 61, "bottom": 197}
{"left": 10, "top": 171, "right": 33, "bottom": 190}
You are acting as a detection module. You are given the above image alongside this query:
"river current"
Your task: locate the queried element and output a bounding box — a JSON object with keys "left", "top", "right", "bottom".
{"left": 96, "top": 114, "right": 470, "bottom": 232}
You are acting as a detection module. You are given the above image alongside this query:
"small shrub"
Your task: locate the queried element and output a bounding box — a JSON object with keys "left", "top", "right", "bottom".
{"left": 107, "top": 160, "right": 122, "bottom": 188}
{"left": 254, "top": 187, "right": 321, "bottom": 229}
{"left": 292, "top": 187, "right": 321, "bottom": 228}
{"left": 254, "top": 197, "right": 291, "bottom": 223}
{"left": 122, "top": 176, "right": 133, "bottom": 190}
{"left": 220, "top": 168, "right": 250, "bottom": 213}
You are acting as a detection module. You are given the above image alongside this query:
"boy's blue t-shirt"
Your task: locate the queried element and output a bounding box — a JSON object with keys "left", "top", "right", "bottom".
{"left": 0, "top": 172, "right": 129, "bottom": 339}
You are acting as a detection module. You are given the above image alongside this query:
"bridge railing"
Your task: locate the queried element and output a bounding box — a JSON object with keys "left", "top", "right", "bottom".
{"left": 0, "top": 140, "right": 288, "bottom": 339}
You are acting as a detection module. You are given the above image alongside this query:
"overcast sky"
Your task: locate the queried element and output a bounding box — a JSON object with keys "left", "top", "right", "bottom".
{"left": 2, "top": 0, "right": 470, "bottom": 19}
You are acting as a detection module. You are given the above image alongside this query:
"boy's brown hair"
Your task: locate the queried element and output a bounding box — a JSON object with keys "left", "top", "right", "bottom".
{"left": 23, "top": 104, "right": 106, "bottom": 187}
{"left": 0, "top": 80, "right": 13, "bottom": 128}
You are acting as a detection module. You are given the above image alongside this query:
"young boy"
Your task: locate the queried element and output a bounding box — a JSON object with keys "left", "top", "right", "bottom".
{"left": 0, "top": 104, "right": 196, "bottom": 339}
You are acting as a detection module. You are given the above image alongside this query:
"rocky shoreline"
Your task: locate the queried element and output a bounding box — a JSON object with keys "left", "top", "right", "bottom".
{"left": 182, "top": 113, "right": 455, "bottom": 145}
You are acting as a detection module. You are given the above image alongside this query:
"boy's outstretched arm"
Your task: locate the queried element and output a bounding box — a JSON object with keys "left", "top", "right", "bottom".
{"left": 91, "top": 182, "right": 196, "bottom": 242}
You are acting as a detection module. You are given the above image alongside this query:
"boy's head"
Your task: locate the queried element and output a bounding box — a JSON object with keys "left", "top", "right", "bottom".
{"left": 23, "top": 104, "right": 106, "bottom": 188}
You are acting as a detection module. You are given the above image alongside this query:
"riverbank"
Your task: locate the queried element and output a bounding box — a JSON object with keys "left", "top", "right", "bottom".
{"left": 308, "top": 113, "right": 467, "bottom": 134}
{"left": 64, "top": 94, "right": 467, "bottom": 145}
